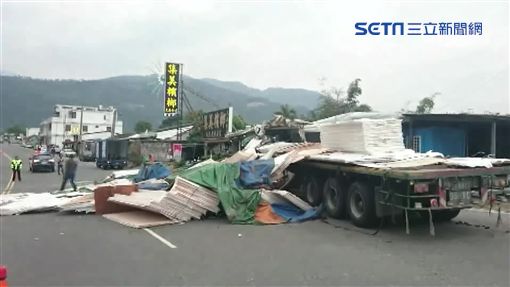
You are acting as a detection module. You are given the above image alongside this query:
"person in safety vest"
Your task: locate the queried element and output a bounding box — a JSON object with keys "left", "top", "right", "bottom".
{"left": 10, "top": 156, "right": 22, "bottom": 182}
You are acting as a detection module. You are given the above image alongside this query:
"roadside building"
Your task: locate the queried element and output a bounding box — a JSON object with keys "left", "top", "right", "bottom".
{"left": 39, "top": 104, "right": 123, "bottom": 146}
{"left": 402, "top": 113, "right": 510, "bottom": 158}
{"left": 25, "top": 127, "right": 39, "bottom": 137}
{"left": 102, "top": 126, "right": 196, "bottom": 166}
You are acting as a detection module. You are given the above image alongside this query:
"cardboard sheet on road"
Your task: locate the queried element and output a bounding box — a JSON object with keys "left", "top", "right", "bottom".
{"left": 103, "top": 210, "right": 175, "bottom": 228}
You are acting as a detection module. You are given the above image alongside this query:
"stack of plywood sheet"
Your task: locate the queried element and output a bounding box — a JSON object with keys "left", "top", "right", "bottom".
{"left": 107, "top": 176, "right": 219, "bottom": 226}
{"left": 320, "top": 118, "right": 405, "bottom": 154}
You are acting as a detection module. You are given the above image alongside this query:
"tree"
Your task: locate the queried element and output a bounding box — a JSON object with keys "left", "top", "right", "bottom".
{"left": 416, "top": 93, "right": 439, "bottom": 114}
{"left": 6, "top": 125, "right": 25, "bottom": 135}
{"left": 312, "top": 95, "right": 348, "bottom": 120}
{"left": 233, "top": 115, "right": 247, "bottom": 131}
{"left": 275, "top": 104, "right": 297, "bottom": 120}
{"left": 346, "top": 78, "right": 362, "bottom": 108}
{"left": 184, "top": 110, "right": 205, "bottom": 142}
{"left": 309, "top": 78, "right": 372, "bottom": 121}
{"left": 354, "top": 104, "right": 372, "bottom": 112}
{"left": 134, "top": 121, "right": 152, "bottom": 133}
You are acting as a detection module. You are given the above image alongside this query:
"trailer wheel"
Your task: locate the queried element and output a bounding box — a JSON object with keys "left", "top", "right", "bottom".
{"left": 303, "top": 175, "right": 322, "bottom": 206}
{"left": 347, "top": 182, "right": 377, "bottom": 227}
{"left": 323, "top": 176, "right": 346, "bottom": 218}
{"left": 420, "top": 209, "right": 461, "bottom": 222}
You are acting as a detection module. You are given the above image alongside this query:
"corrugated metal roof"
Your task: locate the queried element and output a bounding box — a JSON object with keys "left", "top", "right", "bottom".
{"left": 403, "top": 113, "right": 510, "bottom": 122}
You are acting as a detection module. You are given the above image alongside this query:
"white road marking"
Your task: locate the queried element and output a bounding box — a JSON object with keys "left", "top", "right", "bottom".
{"left": 6, "top": 181, "right": 15, "bottom": 194}
{"left": 0, "top": 149, "right": 12, "bottom": 160}
{"left": 2, "top": 180, "right": 13, "bottom": 194}
{"left": 143, "top": 228, "right": 177, "bottom": 249}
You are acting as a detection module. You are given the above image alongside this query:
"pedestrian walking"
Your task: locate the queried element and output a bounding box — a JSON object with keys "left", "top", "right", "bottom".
{"left": 57, "top": 153, "right": 64, "bottom": 175}
{"left": 10, "top": 156, "right": 22, "bottom": 182}
{"left": 60, "top": 154, "right": 78, "bottom": 191}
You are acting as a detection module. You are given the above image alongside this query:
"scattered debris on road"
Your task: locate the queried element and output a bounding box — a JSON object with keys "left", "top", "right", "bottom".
{"left": 2, "top": 112, "right": 510, "bottom": 236}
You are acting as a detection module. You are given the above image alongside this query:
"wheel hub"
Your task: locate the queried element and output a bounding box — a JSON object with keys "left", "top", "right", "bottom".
{"left": 350, "top": 192, "right": 365, "bottom": 219}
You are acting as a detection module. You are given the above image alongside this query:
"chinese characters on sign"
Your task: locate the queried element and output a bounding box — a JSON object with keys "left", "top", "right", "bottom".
{"left": 164, "top": 62, "right": 181, "bottom": 116}
{"left": 354, "top": 22, "right": 483, "bottom": 36}
{"left": 203, "top": 107, "right": 233, "bottom": 138}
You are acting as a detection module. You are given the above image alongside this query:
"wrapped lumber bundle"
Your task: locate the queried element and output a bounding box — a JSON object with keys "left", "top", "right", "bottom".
{"left": 319, "top": 118, "right": 405, "bottom": 154}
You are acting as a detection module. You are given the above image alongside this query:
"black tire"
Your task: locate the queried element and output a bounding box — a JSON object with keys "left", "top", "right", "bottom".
{"left": 323, "top": 176, "right": 347, "bottom": 218}
{"left": 303, "top": 175, "right": 322, "bottom": 206}
{"left": 419, "top": 209, "right": 461, "bottom": 222}
{"left": 347, "top": 181, "right": 378, "bottom": 227}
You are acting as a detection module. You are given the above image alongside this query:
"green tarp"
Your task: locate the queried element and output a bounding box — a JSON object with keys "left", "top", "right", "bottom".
{"left": 180, "top": 163, "right": 261, "bottom": 224}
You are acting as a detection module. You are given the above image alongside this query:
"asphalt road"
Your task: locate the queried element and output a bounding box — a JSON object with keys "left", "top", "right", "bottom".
{"left": 1, "top": 143, "right": 509, "bottom": 286}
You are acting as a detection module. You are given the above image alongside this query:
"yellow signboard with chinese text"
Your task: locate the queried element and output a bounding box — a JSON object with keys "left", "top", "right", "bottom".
{"left": 164, "top": 62, "right": 181, "bottom": 116}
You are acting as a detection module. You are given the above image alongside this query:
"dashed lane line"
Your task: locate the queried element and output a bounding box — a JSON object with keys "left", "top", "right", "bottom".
{"left": 143, "top": 228, "right": 177, "bottom": 249}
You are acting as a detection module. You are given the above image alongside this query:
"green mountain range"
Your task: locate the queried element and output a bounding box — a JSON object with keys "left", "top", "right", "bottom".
{"left": 0, "top": 75, "right": 322, "bottom": 132}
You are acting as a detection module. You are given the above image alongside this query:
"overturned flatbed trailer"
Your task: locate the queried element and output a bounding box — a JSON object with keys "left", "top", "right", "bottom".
{"left": 289, "top": 155, "right": 510, "bottom": 228}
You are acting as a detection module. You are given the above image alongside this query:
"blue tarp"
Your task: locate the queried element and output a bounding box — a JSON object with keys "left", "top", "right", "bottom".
{"left": 137, "top": 180, "right": 170, "bottom": 190}
{"left": 270, "top": 203, "right": 321, "bottom": 223}
{"left": 134, "top": 162, "right": 171, "bottom": 182}
{"left": 238, "top": 159, "right": 274, "bottom": 188}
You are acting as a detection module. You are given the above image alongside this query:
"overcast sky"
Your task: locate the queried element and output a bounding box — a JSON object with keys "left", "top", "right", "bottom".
{"left": 1, "top": 0, "right": 509, "bottom": 113}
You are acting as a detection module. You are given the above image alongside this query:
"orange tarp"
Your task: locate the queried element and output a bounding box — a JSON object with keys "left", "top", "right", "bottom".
{"left": 255, "top": 202, "right": 285, "bottom": 224}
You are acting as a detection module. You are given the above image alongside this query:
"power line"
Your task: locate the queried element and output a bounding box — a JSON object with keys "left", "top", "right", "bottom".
{"left": 183, "top": 84, "right": 221, "bottom": 110}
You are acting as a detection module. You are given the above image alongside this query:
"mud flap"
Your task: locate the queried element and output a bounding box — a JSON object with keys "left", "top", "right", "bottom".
{"left": 375, "top": 187, "right": 403, "bottom": 218}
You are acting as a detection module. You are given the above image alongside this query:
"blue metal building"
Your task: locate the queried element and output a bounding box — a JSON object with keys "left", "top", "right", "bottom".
{"left": 402, "top": 114, "right": 510, "bottom": 158}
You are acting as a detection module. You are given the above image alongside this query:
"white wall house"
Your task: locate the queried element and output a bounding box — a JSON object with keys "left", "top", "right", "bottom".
{"left": 25, "top": 127, "right": 40, "bottom": 137}
{"left": 40, "top": 105, "right": 123, "bottom": 145}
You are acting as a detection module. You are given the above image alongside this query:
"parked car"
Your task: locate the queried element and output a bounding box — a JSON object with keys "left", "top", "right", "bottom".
{"left": 29, "top": 153, "right": 55, "bottom": 172}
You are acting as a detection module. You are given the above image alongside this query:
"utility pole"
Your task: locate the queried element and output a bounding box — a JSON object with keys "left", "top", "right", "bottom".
{"left": 177, "top": 64, "right": 184, "bottom": 141}
{"left": 63, "top": 113, "right": 67, "bottom": 146}
{"left": 111, "top": 108, "right": 117, "bottom": 137}
{"left": 79, "top": 106, "right": 84, "bottom": 142}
